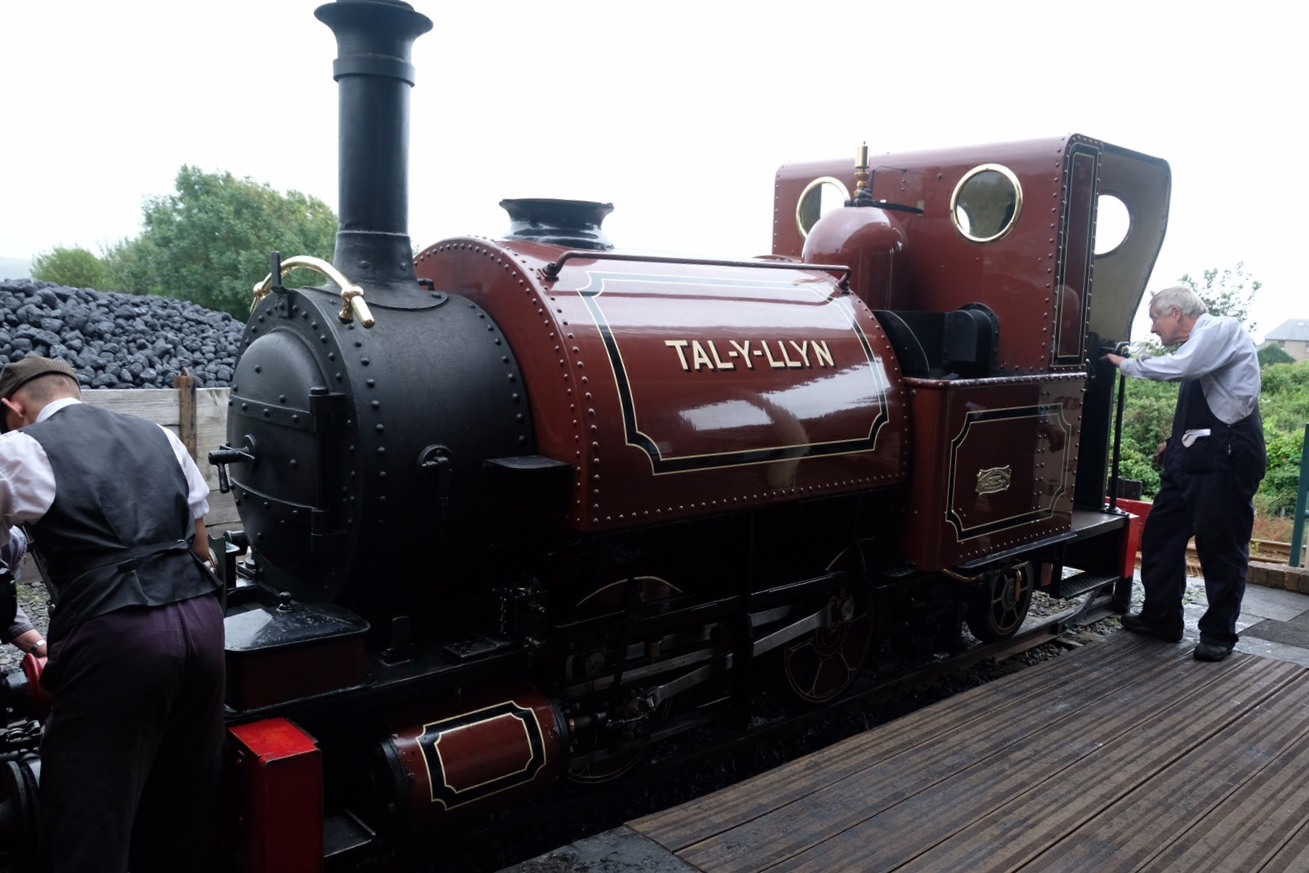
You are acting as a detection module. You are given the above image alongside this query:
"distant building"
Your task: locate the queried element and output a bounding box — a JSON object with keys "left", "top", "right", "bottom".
{"left": 1264, "top": 318, "right": 1309, "bottom": 362}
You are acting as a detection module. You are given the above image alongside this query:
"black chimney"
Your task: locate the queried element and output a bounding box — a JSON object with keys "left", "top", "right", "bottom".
{"left": 315, "top": 0, "right": 433, "bottom": 305}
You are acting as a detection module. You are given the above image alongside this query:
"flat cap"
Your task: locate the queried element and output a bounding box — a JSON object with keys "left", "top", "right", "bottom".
{"left": 0, "top": 356, "right": 78, "bottom": 401}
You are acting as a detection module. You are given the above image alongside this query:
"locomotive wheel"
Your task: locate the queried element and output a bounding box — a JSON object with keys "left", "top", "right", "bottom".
{"left": 566, "top": 694, "right": 671, "bottom": 785}
{"left": 777, "top": 584, "right": 873, "bottom": 706}
{"left": 572, "top": 575, "right": 680, "bottom": 614}
{"left": 0, "top": 757, "right": 40, "bottom": 873}
{"left": 966, "top": 562, "right": 1034, "bottom": 642}
{"left": 566, "top": 576, "right": 678, "bottom": 784}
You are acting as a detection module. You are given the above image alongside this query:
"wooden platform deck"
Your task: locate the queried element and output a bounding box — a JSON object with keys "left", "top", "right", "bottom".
{"left": 509, "top": 632, "right": 1309, "bottom": 872}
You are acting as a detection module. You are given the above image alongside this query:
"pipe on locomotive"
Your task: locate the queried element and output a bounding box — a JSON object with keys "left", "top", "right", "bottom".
{"left": 314, "top": 0, "right": 433, "bottom": 304}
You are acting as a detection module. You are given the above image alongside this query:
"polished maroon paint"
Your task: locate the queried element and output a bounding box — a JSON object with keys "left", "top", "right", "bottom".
{"left": 381, "top": 688, "right": 565, "bottom": 828}
{"left": 900, "top": 374, "right": 1084, "bottom": 570}
{"left": 415, "top": 243, "right": 909, "bottom": 533}
{"left": 775, "top": 135, "right": 1107, "bottom": 375}
{"left": 771, "top": 135, "right": 1146, "bottom": 571}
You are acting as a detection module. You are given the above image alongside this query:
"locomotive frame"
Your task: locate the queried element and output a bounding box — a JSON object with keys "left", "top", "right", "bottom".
{"left": 0, "top": 1, "right": 1171, "bottom": 871}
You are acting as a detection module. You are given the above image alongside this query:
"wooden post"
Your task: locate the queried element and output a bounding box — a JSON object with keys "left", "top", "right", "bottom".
{"left": 174, "top": 369, "right": 197, "bottom": 460}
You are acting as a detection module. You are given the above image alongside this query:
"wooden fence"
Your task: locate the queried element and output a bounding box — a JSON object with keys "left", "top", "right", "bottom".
{"left": 80, "top": 378, "right": 238, "bottom": 529}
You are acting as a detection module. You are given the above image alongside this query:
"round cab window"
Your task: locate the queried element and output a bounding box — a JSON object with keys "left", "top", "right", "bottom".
{"left": 951, "top": 164, "right": 1022, "bottom": 243}
{"left": 796, "top": 177, "right": 850, "bottom": 238}
{"left": 1093, "top": 194, "right": 1130, "bottom": 255}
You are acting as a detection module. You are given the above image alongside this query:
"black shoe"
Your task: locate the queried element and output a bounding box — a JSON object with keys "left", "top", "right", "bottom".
{"left": 1120, "top": 613, "right": 1184, "bottom": 643}
{"left": 1193, "top": 642, "right": 1233, "bottom": 662}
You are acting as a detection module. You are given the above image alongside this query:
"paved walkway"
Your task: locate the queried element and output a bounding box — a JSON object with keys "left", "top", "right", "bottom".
{"left": 1125, "top": 574, "right": 1309, "bottom": 668}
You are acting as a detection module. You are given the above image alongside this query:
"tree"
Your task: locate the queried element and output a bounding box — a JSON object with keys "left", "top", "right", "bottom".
{"left": 1134, "top": 263, "right": 1263, "bottom": 357}
{"left": 1114, "top": 378, "right": 1178, "bottom": 497}
{"left": 1255, "top": 360, "right": 1309, "bottom": 516}
{"left": 105, "top": 166, "right": 337, "bottom": 319}
{"left": 1179, "top": 262, "right": 1261, "bottom": 333}
{"left": 1259, "top": 343, "right": 1295, "bottom": 368}
{"left": 31, "top": 245, "right": 110, "bottom": 290}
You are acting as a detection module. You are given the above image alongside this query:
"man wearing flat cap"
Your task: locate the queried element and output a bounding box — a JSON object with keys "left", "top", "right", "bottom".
{"left": 0, "top": 355, "right": 224, "bottom": 873}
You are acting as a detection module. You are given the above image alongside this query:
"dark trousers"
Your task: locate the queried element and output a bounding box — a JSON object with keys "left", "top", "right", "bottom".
{"left": 38, "top": 594, "right": 225, "bottom": 873}
{"left": 1138, "top": 466, "right": 1254, "bottom": 648}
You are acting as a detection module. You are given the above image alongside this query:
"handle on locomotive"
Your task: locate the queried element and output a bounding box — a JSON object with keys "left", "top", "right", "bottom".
{"left": 541, "top": 250, "right": 852, "bottom": 289}
{"left": 1107, "top": 341, "right": 1131, "bottom": 511}
{"left": 209, "top": 436, "right": 257, "bottom": 494}
{"left": 418, "top": 445, "right": 453, "bottom": 521}
{"left": 250, "top": 253, "right": 375, "bottom": 328}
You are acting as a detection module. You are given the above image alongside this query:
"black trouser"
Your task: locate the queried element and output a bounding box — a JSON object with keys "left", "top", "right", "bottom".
{"left": 1138, "top": 463, "right": 1255, "bottom": 648}
{"left": 38, "top": 594, "right": 225, "bottom": 873}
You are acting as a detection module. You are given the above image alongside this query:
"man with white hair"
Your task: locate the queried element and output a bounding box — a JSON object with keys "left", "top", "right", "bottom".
{"left": 1103, "top": 285, "right": 1266, "bottom": 662}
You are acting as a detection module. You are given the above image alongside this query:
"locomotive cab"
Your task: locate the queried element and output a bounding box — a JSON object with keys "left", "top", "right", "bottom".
{"left": 775, "top": 135, "right": 1170, "bottom": 625}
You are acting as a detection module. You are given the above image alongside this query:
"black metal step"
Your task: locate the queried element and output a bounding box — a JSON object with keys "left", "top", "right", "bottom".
{"left": 1054, "top": 571, "right": 1120, "bottom": 599}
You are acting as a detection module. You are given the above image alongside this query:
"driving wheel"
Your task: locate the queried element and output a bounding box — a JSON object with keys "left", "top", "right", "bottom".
{"left": 778, "top": 584, "right": 873, "bottom": 706}
{"left": 966, "top": 562, "right": 1033, "bottom": 642}
{"left": 566, "top": 576, "right": 677, "bottom": 784}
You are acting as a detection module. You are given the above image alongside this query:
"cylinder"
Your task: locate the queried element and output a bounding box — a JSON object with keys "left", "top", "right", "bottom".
{"left": 374, "top": 689, "right": 567, "bottom": 834}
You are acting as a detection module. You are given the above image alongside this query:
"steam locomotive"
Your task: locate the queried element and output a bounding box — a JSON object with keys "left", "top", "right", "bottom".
{"left": 0, "top": 0, "right": 1172, "bottom": 870}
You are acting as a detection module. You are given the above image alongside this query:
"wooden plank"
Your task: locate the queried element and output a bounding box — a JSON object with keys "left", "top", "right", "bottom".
{"left": 194, "top": 388, "right": 231, "bottom": 493}
{"left": 1263, "top": 818, "right": 1309, "bottom": 873}
{"left": 887, "top": 661, "right": 1309, "bottom": 872}
{"left": 1131, "top": 722, "right": 1309, "bottom": 871}
{"left": 81, "top": 388, "right": 181, "bottom": 429}
{"left": 790, "top": 657, "right": 1298, "bottom": 873}
{"left": 633, "top": 638, "right": 1159, "bottom": 850}
{"left": 636, "top": 639, "right": 1309, "bottom": 873}
{"left": 175, "top": 372, "right": 197, "bottom": 458}
{"left": 80, "top": 387, "right": 238, "bottom": 528}
{"left": 205, "top": 489, "right": 240, "bottom": 531}
{"left": 672, "top": 645, "right": 1255, "bottom": 873}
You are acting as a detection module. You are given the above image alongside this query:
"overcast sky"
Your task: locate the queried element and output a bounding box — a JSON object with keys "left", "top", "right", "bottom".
{"left": 2, "top": 1, "right": 1298, "bottom": 341}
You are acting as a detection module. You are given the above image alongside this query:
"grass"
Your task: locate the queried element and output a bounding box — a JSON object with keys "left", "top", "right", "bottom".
{"left": 1254, "top": 514, "right": 1296, "bottom": 543}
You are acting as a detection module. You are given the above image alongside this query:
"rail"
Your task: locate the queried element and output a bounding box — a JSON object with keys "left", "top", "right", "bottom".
{"left": 1249, "top": 538, "right": 1306, "bottom": 566}
{"left": 1158, "top": 539, "right": 1305, "bottom": 578}
{"left": 1101, "top": 535, "right": 1307, "bottom": 577}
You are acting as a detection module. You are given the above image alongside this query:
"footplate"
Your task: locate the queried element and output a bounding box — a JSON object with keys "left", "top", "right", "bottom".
{"left": 1054, "top": 571, "right": 1120, "bottom": 599}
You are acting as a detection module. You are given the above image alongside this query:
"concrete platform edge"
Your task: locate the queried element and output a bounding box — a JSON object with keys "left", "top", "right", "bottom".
{"left": 1249, "top": 561, "right": 1309, "bottom": 595}
{"left": 496, "top": 825, "right": 696, "bottom": 873}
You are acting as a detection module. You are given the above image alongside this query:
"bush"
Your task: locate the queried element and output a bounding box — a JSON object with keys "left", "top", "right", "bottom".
{"left": 31, "top": 246, "right": 110, "bottom": 290}
{"left": 1117, "top": 360, "right": 1308, "bottom": 518}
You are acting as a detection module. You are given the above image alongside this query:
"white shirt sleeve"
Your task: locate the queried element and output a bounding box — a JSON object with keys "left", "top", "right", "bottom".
{"left": 0, "top": 431, "right": 59, "bottom": 539}
{"left": 2, "top": 401, "right": 211, "bottom": 537}
{"left": 1118, "top": 314, "right": 1261, "bottom": 423}
{"left": 1120, "top": 315, "right": 1238, "bottom": 382}
{"left": 160, "top": 426, "right": 212, "bottom": 520}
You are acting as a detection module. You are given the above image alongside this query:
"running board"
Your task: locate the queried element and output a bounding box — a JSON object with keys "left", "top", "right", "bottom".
{"left": 1054, "top": 571, "right": 1120, "bottom": 599}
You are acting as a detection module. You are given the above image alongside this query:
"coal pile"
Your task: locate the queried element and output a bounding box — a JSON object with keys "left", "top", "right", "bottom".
{"left": 0, "top": 278, "right": 245, "bottom": 388}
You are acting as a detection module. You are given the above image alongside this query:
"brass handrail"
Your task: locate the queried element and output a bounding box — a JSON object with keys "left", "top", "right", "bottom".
{"left": 250, "top": 255, "right": 375, "bottom": 328}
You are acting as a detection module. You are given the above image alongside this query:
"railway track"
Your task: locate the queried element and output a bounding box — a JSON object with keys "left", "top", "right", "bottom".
{"left": 1249, "top": 537, "right": 1300, "bottom": 565}
{"left": 1130, "top": 537, "right": 1303, "bottom": 577}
